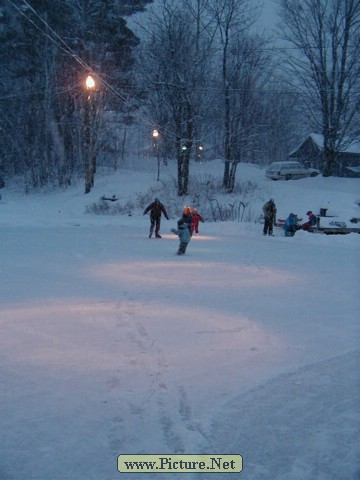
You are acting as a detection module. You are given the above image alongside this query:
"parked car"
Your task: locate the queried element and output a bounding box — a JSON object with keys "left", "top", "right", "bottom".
{"left": 265, "top": 161, "right": 320, "bottom": 180}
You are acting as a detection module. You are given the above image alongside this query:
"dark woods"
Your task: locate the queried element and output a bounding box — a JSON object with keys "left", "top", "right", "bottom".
{"left": 0, "top": 0, "right": 359, "bottom": 194}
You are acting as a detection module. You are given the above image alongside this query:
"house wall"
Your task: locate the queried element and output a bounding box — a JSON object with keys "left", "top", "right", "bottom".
{"left": 288, "top": 137, "right": 322, "bottom": 169}
{"left": 337, "top": 153, "right": 360, "bottom": 177}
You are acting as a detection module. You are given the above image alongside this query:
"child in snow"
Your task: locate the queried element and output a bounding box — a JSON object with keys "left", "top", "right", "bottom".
{"left": 171, "top": 219, "right": 191, "bottom": 255}
{"left": 191, "top": 208, "right": 204, "bottom": 235}
{"left": 302, "top": 210, "right": 317, "bottom": 231}
{"left": 181, "top": 205, "right": 193, "bottom": 232}
{"left": 284, "top": 213, "right": 301, "bottom": 237}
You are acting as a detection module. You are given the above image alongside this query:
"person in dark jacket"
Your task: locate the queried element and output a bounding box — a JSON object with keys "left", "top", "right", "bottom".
{"left": 171, "top": 219, "right": 191, "bottom": 255}
{"left": 181, "top": 205, "right": 193, "bottom": 234}
{"left": 302, "top": 210, "right": 317, "bottom": 231}
{"left": 262, "top": 198, "right": 277, "bottom": 236}
{"left": 143, "top": 198, "right": 169, "bottom": 238}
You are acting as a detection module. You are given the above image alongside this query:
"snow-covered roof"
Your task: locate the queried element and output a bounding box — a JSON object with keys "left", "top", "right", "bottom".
{"left": 290, "top": 133, "right": 360, "bottom": 156}
{"left": 309, "top": 133, "right": 324, "bottom": 149}
{"left": 309, "top": 133, "right": 360, "bottom": 154}
{"left": 345, "top": 141, "right": 360, "bottom": 154}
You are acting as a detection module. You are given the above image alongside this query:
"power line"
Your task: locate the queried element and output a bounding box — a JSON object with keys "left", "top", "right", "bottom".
{"left": 6, "top": 0, "right": 128, "bottom": 103}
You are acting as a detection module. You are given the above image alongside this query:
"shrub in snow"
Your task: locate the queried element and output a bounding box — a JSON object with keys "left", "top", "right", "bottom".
{"left": 86, "top": 174, "right": 264, "bottom": 222}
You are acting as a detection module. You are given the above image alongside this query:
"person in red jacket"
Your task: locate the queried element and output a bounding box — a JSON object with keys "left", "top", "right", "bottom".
{"left": 302, "top": 210, "right": 317, "bottom": 231}
{"left": 191, "top": 208, "right": 204, "bottom": 235}
{"left": 143, "top": 198, "right": 169, "bottom": 238}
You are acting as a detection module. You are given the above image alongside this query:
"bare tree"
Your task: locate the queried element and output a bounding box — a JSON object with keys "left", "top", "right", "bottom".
{"left": 278, "top": 0, "right": 360, "bottom": 175}
{"left": 136, "top": 0, "right": 215, "bottom": 196}
{"left": 207, "top": 0, "right": 259, "bottom": 188}
{"left": 136, "top": 0, "right": 292, "bottom": 192}
{"left": 223, "top": 33, "right": 273, "bottom": 190}
{"left": 257, "top": 84, "right": 306, "bottom": 164}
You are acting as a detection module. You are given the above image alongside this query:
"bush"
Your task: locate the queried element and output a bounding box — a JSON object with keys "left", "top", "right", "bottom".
{"left": 86, "top": 174, "right": 264, "bottom": 222}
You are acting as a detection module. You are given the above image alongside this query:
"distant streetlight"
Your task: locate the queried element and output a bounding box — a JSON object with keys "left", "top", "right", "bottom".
{"left": 85, "top": 75, "right": 96, "bottom": 90}
{"left": 84, "top": 74, "right": 97, "bottom": 194}
{"left": 152, "top": 129, "right": 161, "bottom": 181}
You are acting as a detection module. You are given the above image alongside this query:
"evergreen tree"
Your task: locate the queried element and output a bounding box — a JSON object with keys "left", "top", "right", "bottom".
{"left": 0, "top": 0, "right": 153, "bottom": 190}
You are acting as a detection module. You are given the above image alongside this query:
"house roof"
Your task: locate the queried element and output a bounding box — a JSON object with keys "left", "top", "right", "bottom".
{"left": 309, "top": 133, "right": 323, "bottom": 149}
{"left": 290, "top": 133, "right": 360, "bottom": 156}
{"left": 344, "top": 140, "right": 360, "bottom": 154}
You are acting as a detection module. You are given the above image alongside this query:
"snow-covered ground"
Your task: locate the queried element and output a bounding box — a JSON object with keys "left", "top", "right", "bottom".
{"left": 0, "top": 160, "right": 359, "bottom": 480}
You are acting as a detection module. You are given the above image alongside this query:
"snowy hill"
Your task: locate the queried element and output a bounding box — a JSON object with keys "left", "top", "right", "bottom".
{"left": 1, "top": 160, "right": 359, "bottom": 480}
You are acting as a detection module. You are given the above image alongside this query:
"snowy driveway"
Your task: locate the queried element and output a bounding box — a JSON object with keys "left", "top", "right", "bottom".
{"left": 1, "top": 222, "right": 359, "bottom": 480}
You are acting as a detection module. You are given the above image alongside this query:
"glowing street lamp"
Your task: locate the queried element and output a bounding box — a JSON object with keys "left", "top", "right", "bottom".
{"left": 152, "top": 129, "right": 161, "bottom": 181}
{"left": 84, "top": 74, "right": 97, "bottom": 194}
{"left": 85, "top": 74, "right": 96, "bottom": 90}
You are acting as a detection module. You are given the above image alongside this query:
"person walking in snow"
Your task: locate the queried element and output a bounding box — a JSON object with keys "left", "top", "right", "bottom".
{"left": 191, "top": 208, "right": 204, "bottom": 235}
{"left": 262, "top": 198, "right": 277, "bottom": 236}
{"left": 302, "top": 210, "right": 317, "bottom": 231}
{"left": 143, "top": 197, "right": 169, "bottom": 238}
{"left": 171, "top": 219, "right": 191, "bottom": 255}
